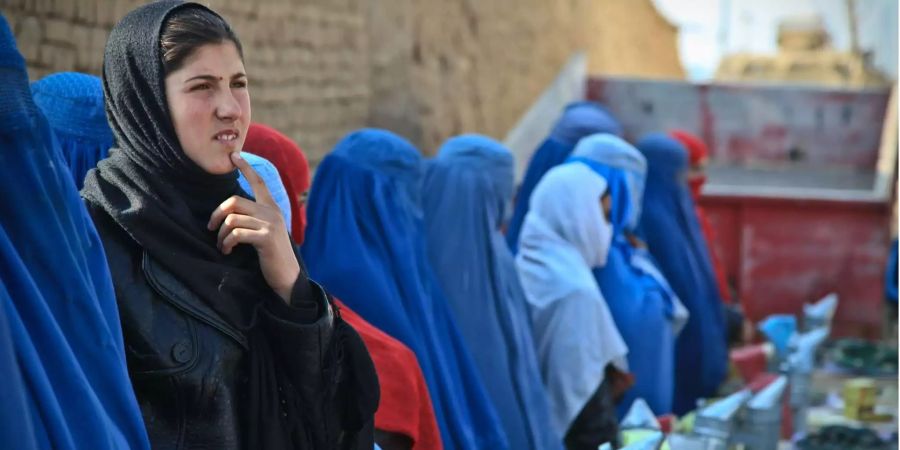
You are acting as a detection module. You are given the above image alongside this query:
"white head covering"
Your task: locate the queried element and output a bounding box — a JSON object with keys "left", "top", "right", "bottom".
{"left": 571, "top": 133, "right": 647, "bottom": 230}
{"left": 571, "top": 135, "right": 689, "bottom": 335}
{"left": 515, "top": 162, "right": 628, "bottom": 436}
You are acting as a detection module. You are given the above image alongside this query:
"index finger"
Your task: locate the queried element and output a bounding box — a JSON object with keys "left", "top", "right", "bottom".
{"left": 232, "top": 152, "right": 275, "bottom": 206}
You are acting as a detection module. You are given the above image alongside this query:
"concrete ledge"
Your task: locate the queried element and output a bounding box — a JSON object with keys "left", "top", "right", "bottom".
{"left": 503, "top": 51, "right": 587, "bottom": 181}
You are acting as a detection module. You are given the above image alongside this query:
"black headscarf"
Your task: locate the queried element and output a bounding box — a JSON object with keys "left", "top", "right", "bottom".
{"left": 82, "top": 1, "right": 307, "bottom": 447}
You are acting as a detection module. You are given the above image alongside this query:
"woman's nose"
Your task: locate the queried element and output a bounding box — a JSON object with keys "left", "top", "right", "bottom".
{"left": 216, "top": 90, "right": 241, "bottom": 122}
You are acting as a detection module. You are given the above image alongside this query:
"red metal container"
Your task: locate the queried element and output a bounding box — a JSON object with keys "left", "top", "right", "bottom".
{"left": 587, "top": 76, "right": 896, "bottom": 338}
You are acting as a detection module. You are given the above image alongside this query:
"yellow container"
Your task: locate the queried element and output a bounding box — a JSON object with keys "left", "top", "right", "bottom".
{"left": 843, "top": 378, "right": 878, "bottom": 421}
{"left": 620, "top": 429, "right": 671, "bottom": 450}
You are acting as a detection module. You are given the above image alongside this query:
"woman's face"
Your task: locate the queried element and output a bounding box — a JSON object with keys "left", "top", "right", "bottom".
{"left": 688, "top": 156, "right": 708, "bottom": 182}
{"left": 600, "top": 192, "right": 612, "bottom": 221}
{"left": 165, "top": 41, "right": 250, "bottom": 175}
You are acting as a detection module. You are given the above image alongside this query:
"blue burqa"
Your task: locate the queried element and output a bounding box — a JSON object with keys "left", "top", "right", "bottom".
{"left": 0, "top": 281, "right": 36, "bottom": 448}
{"left": 635, "top": 133, "right": 727, "bottom": 415}
{"left": 237, "top": 152, "right": 292, "bottom": 233}
{"left": 30, "top": 72, "right": 113, "bottom": 190}
{"left": 0, "top": 16, "right": 149, "bottom": 449}
{"left": 301, "top": 129, "right": 508, "bottom": 450}
{"left": 422, "top": 134, "right": 563, "bottom": 450}
{"left": 506, "top": 101, "right": 622, "bottom": 253}
{"left": 887, "top": 239, "right": 897, "bottom": 303}
{"left": 567, "top": 133, "right": 685, "bottom": 416}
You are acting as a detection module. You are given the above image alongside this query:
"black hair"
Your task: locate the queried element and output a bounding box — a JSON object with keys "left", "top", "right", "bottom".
{"left": 160, "top": 6, "right": 243, "bottom": 74}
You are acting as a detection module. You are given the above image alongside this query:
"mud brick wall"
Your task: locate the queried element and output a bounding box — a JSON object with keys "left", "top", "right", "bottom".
{"left": 2, "top": 0, "right": 682, "bottom": 162}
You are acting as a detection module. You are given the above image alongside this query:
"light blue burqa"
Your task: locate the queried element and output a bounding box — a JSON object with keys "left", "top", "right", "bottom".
{"left": 423, "top": 134, "right": 563, "bottom": 450}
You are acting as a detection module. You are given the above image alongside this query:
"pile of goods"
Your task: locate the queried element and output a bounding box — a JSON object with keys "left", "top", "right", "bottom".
{"left": 829, "top": 339, "right": 898, "bottom": 376}
{"left": 795, "top": 425, "right": 894, "bottom": 450}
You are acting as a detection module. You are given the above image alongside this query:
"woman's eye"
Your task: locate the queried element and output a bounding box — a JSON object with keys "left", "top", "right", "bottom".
{"left": 232, "top": 80, "right": 247, "bottom": 88}
{"left": 189, "top": 83, "right": 211, "bottom": 91}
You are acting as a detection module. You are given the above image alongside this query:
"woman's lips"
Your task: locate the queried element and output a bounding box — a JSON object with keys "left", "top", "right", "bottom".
{"left": 213, "top": 129, "right": 239, "bottom": 145}
{"left": 213, "top": 130, "right": 238, "bottom": 142}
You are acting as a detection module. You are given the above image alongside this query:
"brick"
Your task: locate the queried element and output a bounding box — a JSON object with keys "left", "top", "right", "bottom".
{"left": 35, "top": 0, "right": 53, "bottom": 15}
{"left": 39, "top": 42, "right": 76, "bottom": 70}
{"left": 14, "top": 16, "right": 42, "bottom": 61}
{"left": 20, "top": 0, "right": 35, "bottom": 13}
{"left": 69, "top": 23, "right": 90, "bottom": 66}
{"left": 42, "top": 17, "right": 72, "bottom": 43}
{"left": 94, "top": 0, "right": 116, "bottom": 26}
{"left": 90, "top": 25, "right": 108, "bottom": 56}
{"left": 111, "top": 0, "right": 133, "bottom": 27}
{"left": 53, "top": 0, "right": 76, "bottom": 19}
{"left": 37, "top": 42, "right": 55, "bottom": 66}
{"left": 1, "top": 0, "right": 23, "bottom": 10}
{"left": 78, "top": 26, "right": 106, "bottom": 72}
{"left": 260, "top": 1, "right": 291, "bottom": 18}
{"left": 27, "top": 65, "right": 52, "bottom": 82}
{"left": 74, "top": 0, "right": 93, "bottom": 22}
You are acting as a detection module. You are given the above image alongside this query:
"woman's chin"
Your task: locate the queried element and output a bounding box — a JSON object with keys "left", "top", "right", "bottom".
{"left": 201, "top": 159, "right": 237, "bottom": 176}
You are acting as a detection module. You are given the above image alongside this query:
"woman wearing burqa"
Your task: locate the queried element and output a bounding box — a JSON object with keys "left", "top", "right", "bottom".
{"left": 516, "top": 162, "right": 629, "bottom": 450}
{"left": 567, "top": 134, "right": 688, "bottom": 416}
{"left": 422, "top": 135, "right": 562, "bottom": 450}
{"left": 30, "top": 72, "right": 113, "bottom": 190}
{"left": 635, "top": 134, "right": 727, "bottom": 415}
{"left": 0, "top": 16, "right": 148, "bottom": 450}
{"left": 243, "top": 123, "right": 443, "bottom": 450}
{"left": 670, "top": 130, "right": 748, "bottom": 345}
{"left": 506, "top": 101, "right": 622, "bottom": 253}
{"left": 302, "top": 128, "right": 508, "bottom": 450}
{"left": 669, "top": 130, "right": 731, "bottom": 304}
{"left": 81, "top": 2, "right": 378, "bottom": 448}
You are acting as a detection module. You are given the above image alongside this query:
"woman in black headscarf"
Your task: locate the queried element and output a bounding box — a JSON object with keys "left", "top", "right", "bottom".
{"left": 81, "top": 2, "right": 378, "bottom": 448}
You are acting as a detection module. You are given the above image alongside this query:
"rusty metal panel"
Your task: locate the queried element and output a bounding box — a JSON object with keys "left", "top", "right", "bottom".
{"left": 712, "top": 198, "right": 889, "bottom": 338}
{"left": 701, "top": 199, "right": 743, "bottom": 296}
{"left": 703, "top": 196, "right": 892, "bottom": 339}
{"left": 587, "top": 77, "right": 890, "bottom": 168}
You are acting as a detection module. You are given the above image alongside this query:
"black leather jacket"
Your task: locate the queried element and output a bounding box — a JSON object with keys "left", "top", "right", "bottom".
{"left": 87, "top": 205, "right": 378, "bottom": 449}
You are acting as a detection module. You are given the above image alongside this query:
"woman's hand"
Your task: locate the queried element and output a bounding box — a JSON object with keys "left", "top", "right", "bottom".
{"left": 606, "top": 366, "right": 636, "bottom": 402}
{"left": 625, "top": 232, "right": 647, "bottom": 249}
{"left": 207, "top": 152, "right": 300, "bottom": 303}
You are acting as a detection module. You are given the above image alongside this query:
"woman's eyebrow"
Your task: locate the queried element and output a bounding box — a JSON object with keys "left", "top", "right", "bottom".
{"left": 184, "top": 73, "right": 246, "bottom": 83}
{"left": 185, "top": 74, "right": 220, "bottom": 83}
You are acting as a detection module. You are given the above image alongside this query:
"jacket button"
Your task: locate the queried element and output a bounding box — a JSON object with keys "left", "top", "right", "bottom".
{"left": 171, "top": 341, "right": 192, "bottom": 364}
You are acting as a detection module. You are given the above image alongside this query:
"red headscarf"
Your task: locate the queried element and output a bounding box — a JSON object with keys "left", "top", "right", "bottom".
{"left": 670, "top": 130, "right": 731, "bottom": 303}
{"left": 243, "top": 123, "right": 443, "bottom": 448}
{"left": 242, "top": 123, "right": 311, "bottom": 244}
{"left": 670, "top": 129, "right": 708, "bottom": 200}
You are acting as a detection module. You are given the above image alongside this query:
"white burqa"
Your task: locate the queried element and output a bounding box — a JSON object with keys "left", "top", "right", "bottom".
{"left": 515, "top": 162, "right": 629, "bottom": 437}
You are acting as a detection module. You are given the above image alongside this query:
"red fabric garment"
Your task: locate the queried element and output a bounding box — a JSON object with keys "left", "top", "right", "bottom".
{"left": 241, "top": 123, "right": 311, "bottom": 245}
{"left": 337, "top": 301, "right": 443, "bottom": 450}
{"left": 670, "top": 130, "right": 732, "bottom": 303}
